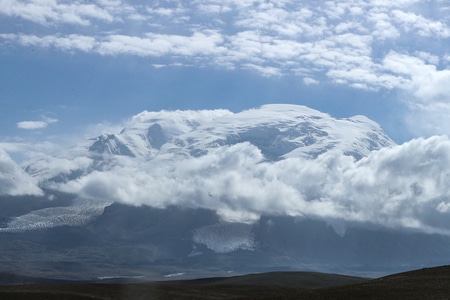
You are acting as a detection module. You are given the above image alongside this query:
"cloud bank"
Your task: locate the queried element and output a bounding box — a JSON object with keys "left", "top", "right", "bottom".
{"left": 0, "top": 148, "right": 42, "bottom": 196}
{"left": 1, "top": 0, "right": 449, "bottom": 136}
{"left": 39, "top": 135, "right": 450, "bottom": 236}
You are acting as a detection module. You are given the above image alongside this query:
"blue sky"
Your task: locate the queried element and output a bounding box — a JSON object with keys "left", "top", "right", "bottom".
{"left": 1, "top": 0, "right": 450, "bottom": 162}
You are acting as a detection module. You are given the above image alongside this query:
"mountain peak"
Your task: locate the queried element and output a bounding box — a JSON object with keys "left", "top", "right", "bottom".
{"left": 24, "top": 104, "right": 395, "bottom": 188}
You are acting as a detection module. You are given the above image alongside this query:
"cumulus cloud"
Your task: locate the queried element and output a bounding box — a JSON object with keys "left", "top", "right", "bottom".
{"left": 382, "top": 51, "right": 450, "bottom": 136}
{"left": 0, "top": 148, "right": 42, "bottom": 196}
{"left": 0, "top": 0, "right": 114, "bottom": 26}
{"left": 44, "top": 136, "right": 450, "bottom": 236}
{"left": 392, "top": 10, "right": 450, "bottom": 38}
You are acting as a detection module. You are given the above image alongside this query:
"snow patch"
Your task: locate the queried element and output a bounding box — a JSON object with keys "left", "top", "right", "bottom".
{"left": 0, "top": 197, "right": 111, "bottom": 232}
{"left": 193, "top": 222, "right": 256, "bottom": 253}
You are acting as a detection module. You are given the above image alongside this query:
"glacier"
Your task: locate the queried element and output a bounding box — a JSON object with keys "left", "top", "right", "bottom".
{"left": 193, "top": 222, "right": 256, "bottom": 253}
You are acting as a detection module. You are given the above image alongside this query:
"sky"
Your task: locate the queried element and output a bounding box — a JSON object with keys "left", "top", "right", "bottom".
{"left": 1, "top": 0, "right": 450, "bottom": 236}
{"left": 1, "top": 0, "right": 449, "bottom": 162}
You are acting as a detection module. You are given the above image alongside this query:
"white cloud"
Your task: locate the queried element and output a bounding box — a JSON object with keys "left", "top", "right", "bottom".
{"left": 16, "top": 115, "right": 59, "bottom": 130}
{"left": 415, "top": 51, "right": 440, "bottom": 65}
{"left": 444, "top": 55, "right": 450, "bottom": 63}
{"left": 392, "top": 10, "right": 450, "bottom": 38}
{"left": 41, "top": 116, "right": 59, "bottom": 124}
{"left": 0, "top": 148, "right": 43, "bottom": 196}
{"left": 17, "top": 121, "right": 48, "bottom": 130}
{"left": 368, "top": 12, "right": 400, "bottom": 40}
{"left": 303, "top": 77, "right": 319, "bottom": 85}
{"left": 243, "top": 63, "right": 281, "bottom": 77}
{"left": 41, "top": 135, "right": 450, "bottom": 236}
{"left": 404, "top": 103, "right": 450, "bottom": 137}
{"left": 0, "top": 0, "right": 114, "bottom": 26}
{"left": 1, "top": 34, "right": 97, "bottom": 52}
{"left": 381, "top": 51, "right": 450, "bottom": 135}
{"left": 0, "top": 141, "right": 61, "bottom": 163}
{"left": 371, "top": 0, "right": 422, "bottom": 8}
{"left": 97, "top": 30, "right": 226, "bottom": 57}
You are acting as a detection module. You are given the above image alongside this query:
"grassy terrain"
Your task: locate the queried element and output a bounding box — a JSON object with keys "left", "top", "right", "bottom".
{"left": 0, "top": 265, "right": 449, "bottom": 299}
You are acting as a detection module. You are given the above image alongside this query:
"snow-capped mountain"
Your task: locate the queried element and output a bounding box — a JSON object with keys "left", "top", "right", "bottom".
{"left": 81, "top": 104, "right": 395, "bottom": 161}
{"left": 3, "top": 104, "right": 450, "bottom": 280}
{"left": 25, "top": 104, "right": 394, "bottom": 183}
{"left": 18, "top": 104, "right": 397, "bottom": 231}
{"left": 15, "top": 103, "right": 400, "bottom": 234}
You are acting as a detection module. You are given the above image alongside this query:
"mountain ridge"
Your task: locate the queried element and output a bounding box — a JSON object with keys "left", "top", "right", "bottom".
{"left": 1, "top": 266, "right": 449, "bottom": 299}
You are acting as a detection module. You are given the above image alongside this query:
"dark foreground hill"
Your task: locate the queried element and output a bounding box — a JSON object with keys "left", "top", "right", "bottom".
{"left": 1, "top": 265, "right": 450, "bottom": 299}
